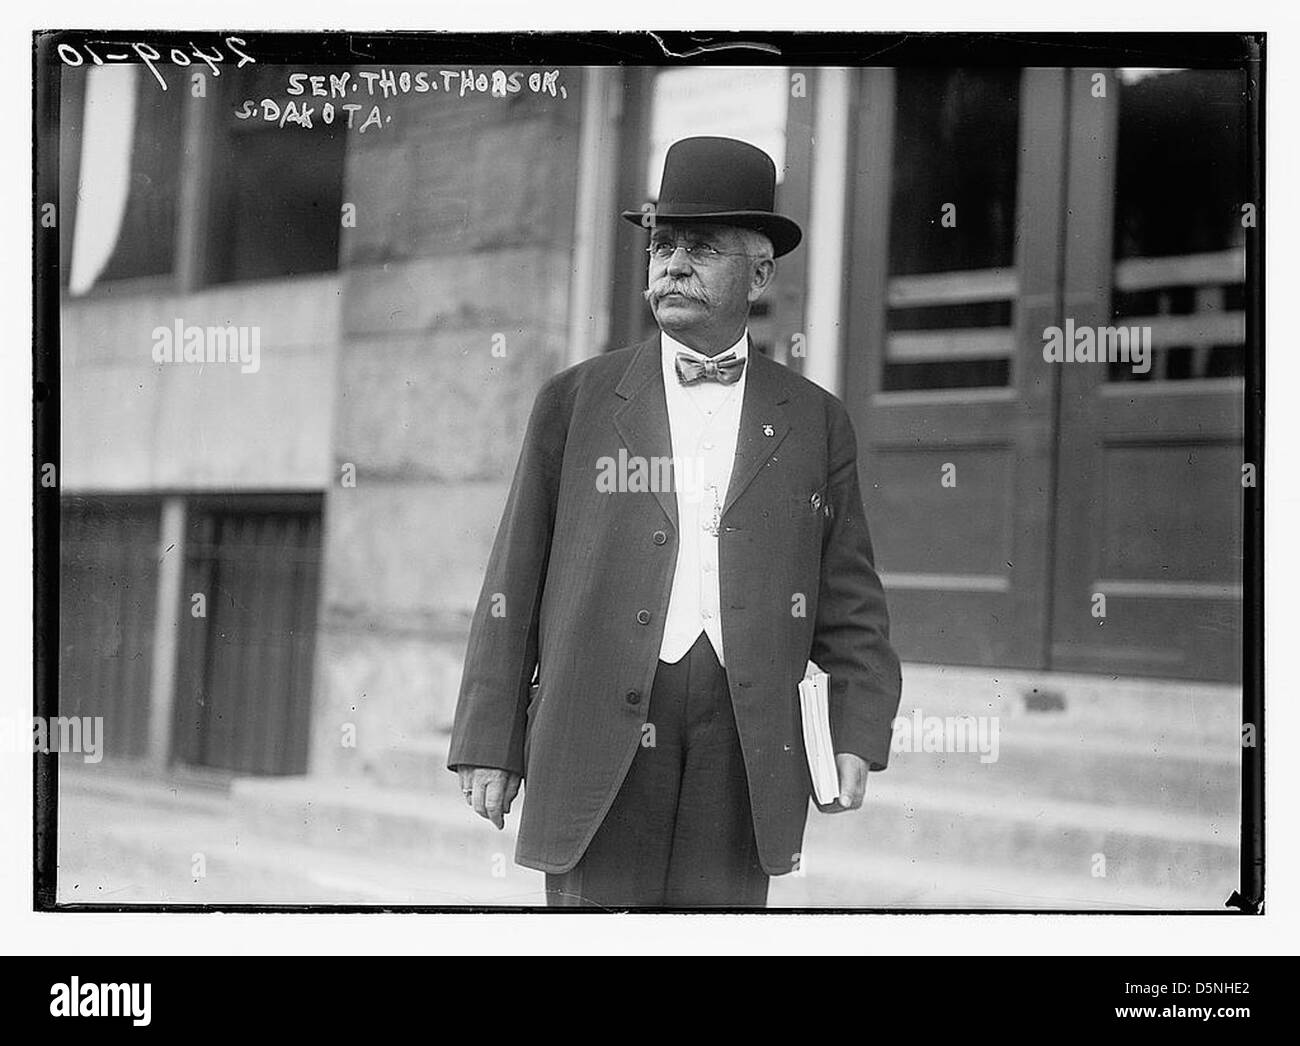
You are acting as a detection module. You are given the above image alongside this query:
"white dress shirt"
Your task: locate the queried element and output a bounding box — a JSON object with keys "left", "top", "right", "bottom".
{"left": 658, "top": 329, "right": 749, "bottom": 666}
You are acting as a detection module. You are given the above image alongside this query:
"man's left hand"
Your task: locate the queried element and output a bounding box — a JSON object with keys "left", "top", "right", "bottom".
{"left": 819, "top": 753, "right": 869, "bottom": 813}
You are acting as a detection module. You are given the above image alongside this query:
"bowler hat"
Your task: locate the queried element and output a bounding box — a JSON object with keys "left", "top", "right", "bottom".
{"left": 621, "top": 136, "right": 803, "bottom": 257}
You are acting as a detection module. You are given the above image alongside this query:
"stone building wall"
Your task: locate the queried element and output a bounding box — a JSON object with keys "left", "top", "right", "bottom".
{"left": 310, "top": 68, "right": 585, "bottom": 778}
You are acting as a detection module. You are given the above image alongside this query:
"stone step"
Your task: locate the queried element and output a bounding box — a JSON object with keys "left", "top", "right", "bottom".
{"left": 800, "top": 775, "right": 1237, "bottom": 901}
{"left": 371, "top": 735, "right": 453, "bottom": 793}
{"left": 67, "top": 781, "right": 1205, "bottom": 910}
{"left": 374, "top": 719, "right": 1240, "bottom": 819}
{"left": 370, "top": 664, "right": 1241, "bottom": 802}
{"left": 230, "top": 772, "right": 521, "bottom": 881}
{"left": 894, "top": 663, "right": 1240, "bottom": 748}
{"left": 59, "top": 771, "right": 544, "bottom": 905}
{"left": 231, "top": 762, "right": 1238, "bottom": 905}
{"left": 62, "top": 769, "right": 1233, "bottom": 909}
{"left": 767, "top": 852, "right": 1228, "bottom": 910}
{"left": 878, "top": 722, "right": 1239, "bottom": 817}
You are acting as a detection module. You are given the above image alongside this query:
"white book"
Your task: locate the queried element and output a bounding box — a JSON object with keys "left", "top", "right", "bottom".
{"left": 798, "top": 664, "right": 840, "bottom": 805}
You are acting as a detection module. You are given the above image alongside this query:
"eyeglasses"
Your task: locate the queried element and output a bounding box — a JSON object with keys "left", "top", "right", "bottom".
{"left": 645, "top": 240, "right": 752, "bottom": 263}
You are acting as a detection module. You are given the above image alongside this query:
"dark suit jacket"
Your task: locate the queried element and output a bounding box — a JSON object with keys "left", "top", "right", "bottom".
{"left": 447, "top": 336, "right": 902, "bottom": 875}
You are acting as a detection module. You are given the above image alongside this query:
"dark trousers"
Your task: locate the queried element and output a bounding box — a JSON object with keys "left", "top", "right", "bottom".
{"left": 545, "top": 632, "right": 770, "bottom": 909}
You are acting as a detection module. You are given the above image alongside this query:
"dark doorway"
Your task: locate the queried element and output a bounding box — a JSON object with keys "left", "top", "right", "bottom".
{"left": 172, "top": 495, "right": 323, "bottom": 774}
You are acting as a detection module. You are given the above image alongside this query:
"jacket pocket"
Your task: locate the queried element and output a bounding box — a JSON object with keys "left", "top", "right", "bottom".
{"left": 787, "top": 485, "right": 831, "bottom": 530}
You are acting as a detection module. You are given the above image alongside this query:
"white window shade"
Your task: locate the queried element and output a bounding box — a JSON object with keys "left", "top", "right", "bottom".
{"left": 645, "top": 66, "right": 789, "bottom": 196}
{"left": 68, "top": 65, "right": 136, "bottom": 296}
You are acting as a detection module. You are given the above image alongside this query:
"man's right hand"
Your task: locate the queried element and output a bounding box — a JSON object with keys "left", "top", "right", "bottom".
{"left": 457, "top": 766, "right": 522, "bottom": 830}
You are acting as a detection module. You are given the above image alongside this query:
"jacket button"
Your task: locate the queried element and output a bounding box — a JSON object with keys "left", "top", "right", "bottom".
{"left": 636, "top": 609, "right": 652, "bottom": 625}
{"left": 652, "top": 530, "right": 667, "bottom": 545}
{"left": 625, "top": 690, "right": 641, "bottom": 706}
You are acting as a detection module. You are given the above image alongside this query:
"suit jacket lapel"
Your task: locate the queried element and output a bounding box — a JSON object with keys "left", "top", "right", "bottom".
{"left": 723, "top": 350, "right": 792, "bottom": 517}
{"left": 613, "top": 337, "right": 678, "bottom": 531}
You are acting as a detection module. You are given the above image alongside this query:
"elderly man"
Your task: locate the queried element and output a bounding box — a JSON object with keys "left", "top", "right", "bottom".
{"left": 448, "top": 136, "right": 901, "bottom": 908}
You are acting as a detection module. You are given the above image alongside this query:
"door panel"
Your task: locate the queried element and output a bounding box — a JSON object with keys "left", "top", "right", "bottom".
{"left": 846, "top": 67, "right": 1067, "bottom": 669}
{"left": 1050, "top": 68, "right": 1247, "bottom": 682}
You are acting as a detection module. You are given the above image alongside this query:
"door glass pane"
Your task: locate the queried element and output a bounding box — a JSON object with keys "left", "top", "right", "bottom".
{"left": 1108, "top": 68, "right": 1248, "bottom": 382}
{"left": 884, "top": 68, "right": 1021, "bottom": 390}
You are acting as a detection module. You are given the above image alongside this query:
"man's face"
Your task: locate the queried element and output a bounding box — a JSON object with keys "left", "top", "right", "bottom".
{"left": 644, "top": 223, "right": 771, "bottom": 343}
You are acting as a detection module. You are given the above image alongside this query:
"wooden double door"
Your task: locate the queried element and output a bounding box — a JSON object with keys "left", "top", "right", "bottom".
{"left": 844, "top": 66, "right": 1249, "bottom": 682}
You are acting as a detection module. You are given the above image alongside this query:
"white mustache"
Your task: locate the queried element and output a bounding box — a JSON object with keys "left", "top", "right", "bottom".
{"left": 645, "top": 280, "right": 710, "bottom": 306}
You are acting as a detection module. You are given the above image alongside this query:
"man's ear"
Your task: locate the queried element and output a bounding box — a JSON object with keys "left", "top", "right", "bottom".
{"left": 747, "top": 258, "right": 776, "bottom": 304}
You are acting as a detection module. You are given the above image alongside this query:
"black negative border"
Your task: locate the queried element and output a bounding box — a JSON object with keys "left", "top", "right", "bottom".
{"left": 32, "top": 28, "right": 1265, "bottom": 916}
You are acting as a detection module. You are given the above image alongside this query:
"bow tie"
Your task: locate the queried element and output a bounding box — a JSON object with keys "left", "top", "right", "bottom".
{"left": 675, "top": 350, "right": 746, "bottom": 386}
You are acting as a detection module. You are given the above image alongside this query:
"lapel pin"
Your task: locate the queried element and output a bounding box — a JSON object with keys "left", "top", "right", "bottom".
{"left": 762, "top": 424, "right": 775, "bottom": 437}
